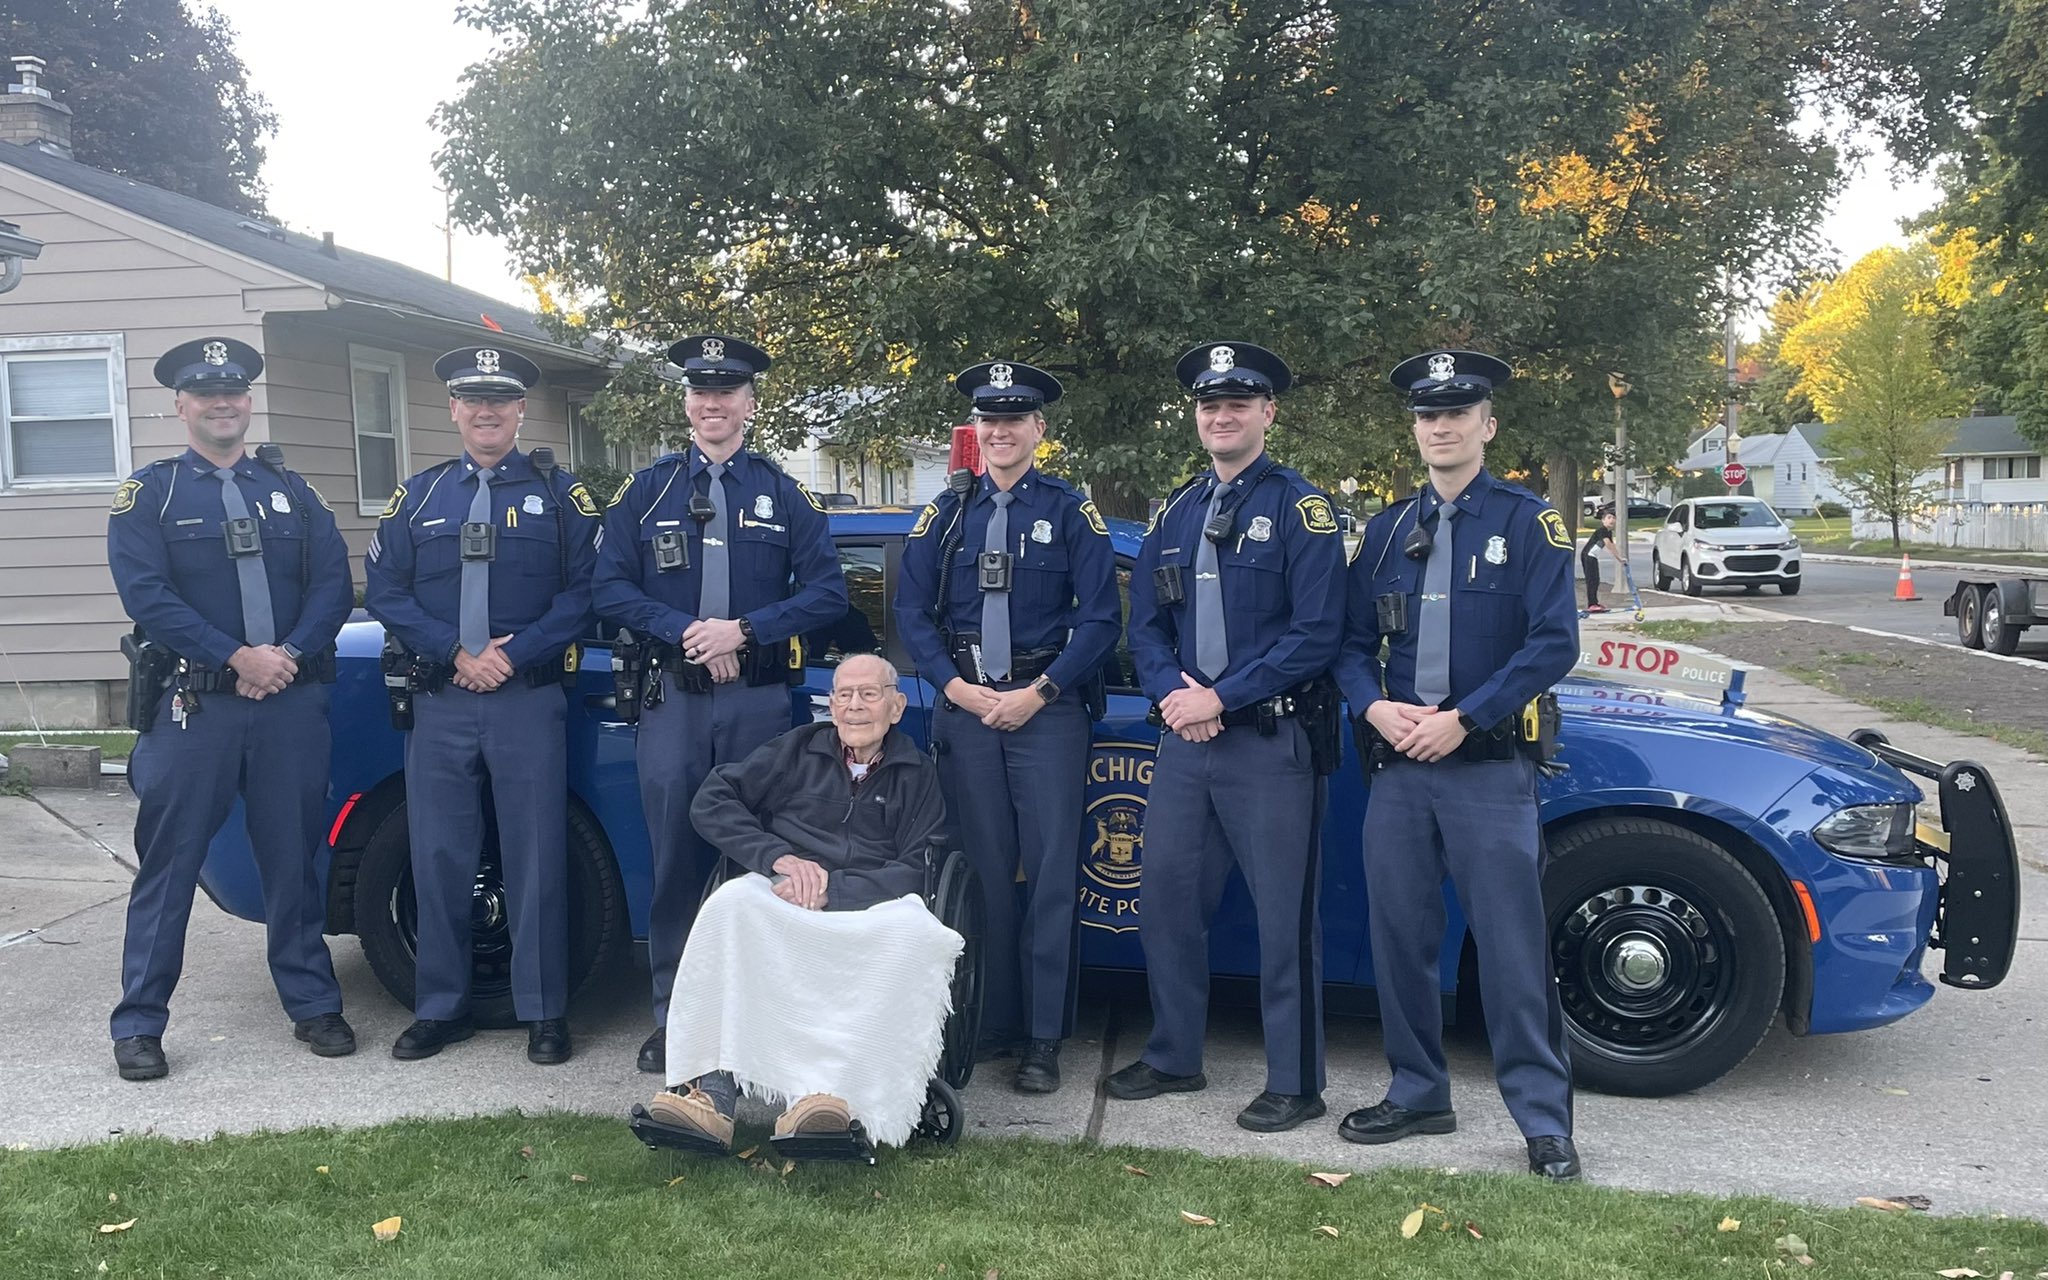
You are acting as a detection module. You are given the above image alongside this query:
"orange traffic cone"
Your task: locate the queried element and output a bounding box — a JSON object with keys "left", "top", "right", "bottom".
{"left": 1893, "top": 552, "right": 1921, "bottom": 601}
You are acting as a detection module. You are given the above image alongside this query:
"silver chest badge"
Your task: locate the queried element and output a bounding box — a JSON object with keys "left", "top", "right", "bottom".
{"left": 524, "top": 494, "right": 545, "bottom": 515}
{"left": 475, "top": 348, "right": 501, "bottom": 374}
{"left": 755, "top": 494, "right": 774, "bottom": 519}
{"left": 270, "top": 491, "right": 291, "bottom": 513}
{"left": 1428, "top": 352, "right": 1457, "bottom": 382}
{"left": 1209, "top": 345, "right": 1236, "bottom": 373}
{"left": 1485, "top": 534, "right": 1508, "bottom": 565}
{"left": 1247, "top": 515, "right": 1273, "bottom": 542}
{"left": 1031, "top": 519, "right": 1053, "bottom": 544}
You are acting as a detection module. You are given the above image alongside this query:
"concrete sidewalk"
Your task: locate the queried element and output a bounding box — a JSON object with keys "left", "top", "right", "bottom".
{"left": 3, "top": 683, "right": 2042, "bottom": 1218}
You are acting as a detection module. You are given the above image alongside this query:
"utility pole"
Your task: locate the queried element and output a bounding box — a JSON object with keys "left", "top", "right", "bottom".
{"left": 1608, "top": 371, "right": 1632, "bottom": 579}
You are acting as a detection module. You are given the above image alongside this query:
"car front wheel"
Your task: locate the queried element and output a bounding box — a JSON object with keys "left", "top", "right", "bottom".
{"left": 1778, "top": 577, "right": 1801, "bottom": 596}
{"left": 1543, "top": 818, "right": 1784, "bottom": 1096}
{"left": 1678, "top": 558, "right": 1704, "bottom": 597}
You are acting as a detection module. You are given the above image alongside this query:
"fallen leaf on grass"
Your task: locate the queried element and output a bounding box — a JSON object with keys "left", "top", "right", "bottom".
{"left": 872, "top": 1191, "right": 885, "bottom": 1201}
{"left": 1935, "top": 1270, "right": 1981, "bottom": 1278}
{"left": 96, "top": 1219, "right": 136, "bottom": 1235}
{"left": 519, "top": 1146, "right": 534, "bottom": 1160}
{"left": 1857, "top": 1196, "right": 1910, "bottom": 1212}
{"left": 1314, "top": 1225, "right": 1340, "bottom": 1239}
{"left": 1464, "top": 1222, "right": 1483, "bottom": 1240}
{"left": 107, "top": 1193, "right": 118, "bottom": 1204}
{"left": 1400, "top": 1209, "right": 1426, "bottom": 1239}
{"left": 371, "top": 1216, "right": 401, "bottom": 1243}
{"left": 96, "top": 1263, "right": 107, "bottom": 1273}
{"left": 666, "top": 1175, "right": 687, "bottom": 1188}
{"left": 985, "top": 1271, "right": 1000, "bottom": 1280}
{"left": 569, "top": 1174, "right": 589, "bottom": 1184}
{"left": 736, "top": 1146, "right": 758, "bottom": 1160}
{"left": 1420, "top": 1203, "right": 1447, "bottom": 1214}
{"left": 315, "top": 1166, "right": 329, "bottom": 1176}
{"left": 1122, "top": 1164, "right": 1149, "bottom": 1177}
{"left": 1775, "top": 1233, "right": 1814, "bottom": 1266}
{"left": 1718, "top": 1217, "right": 1740, "bottom": 1232}
{"left": 781, "top": 1161, "right": 795, "bottom": 1177}
{"left": 1180, "top": 1211, "right": 1217, "bottom": 1227}
{"left": 1306, "top": 1171, "right": 1352, "bottom": 1188}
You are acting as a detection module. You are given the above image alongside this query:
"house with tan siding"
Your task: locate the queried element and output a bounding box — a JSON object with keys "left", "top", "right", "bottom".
{"left": 0, "top": 78, "right": 611, "bottom": 726}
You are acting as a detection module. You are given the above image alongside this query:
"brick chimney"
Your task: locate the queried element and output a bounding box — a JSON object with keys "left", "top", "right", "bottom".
{"left": 0, "top": 56, "right": 74, "bottom": 157}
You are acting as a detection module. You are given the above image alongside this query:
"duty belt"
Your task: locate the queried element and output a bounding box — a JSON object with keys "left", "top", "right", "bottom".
{"left": 948, "top": 635, "right": 1060, "bottom": 686}
{"left": 646, "top": 637, "right": 791, "bottom": 691}
{"left": 182, "top": 655, "right": 332, "bottom": 694}
{"left": 1220, "top": 691, "right": 1306, "bottom": 728}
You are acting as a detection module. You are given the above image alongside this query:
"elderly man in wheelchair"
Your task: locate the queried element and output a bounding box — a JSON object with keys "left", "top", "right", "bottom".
{"left": 631, "top": 654, "right": 982, "bottom": 1163}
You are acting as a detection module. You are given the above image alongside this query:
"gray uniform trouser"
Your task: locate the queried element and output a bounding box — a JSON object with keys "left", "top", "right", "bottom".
{"left": 639, "top": 678, "right": 791, "bottom": 1027}
{"left": 1363, "top": 752, "right": 1573, "bottom": 1138}
{"left": 405, "top": 680, "right": 568, "bottom": 1023}
{"left": 934, "top": 695, "right": 1089, "bottom": 1042}
{"left": 1138, "top": 721, "right": 1326, "bottom": 1097}
{"left": 113, "top": 682, "right": 341, "bottom": 1040}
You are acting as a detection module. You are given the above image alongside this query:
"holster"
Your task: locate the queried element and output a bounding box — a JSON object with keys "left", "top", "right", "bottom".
{"left": 121, "top": 629, "right": 174, "bottom": 733}
{"left": 611, "top": 630, "right": 647, "bottom": 725}
{"left": 1301, "top": 678, "right": 1342, "bottom": 777}
{"left": 1520, "top": 690, "right": 1564, "bottom": 774}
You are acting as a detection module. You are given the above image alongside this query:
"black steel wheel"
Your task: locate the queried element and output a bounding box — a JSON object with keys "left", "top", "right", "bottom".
{"left": 1982, "top": 585, "right": 2023, "bottom": 655}
{"left": 912, "top": 1078, "right": 965, "bottom": 1146}
{"left": 1958, "top": 585, "right": 1985, "bottom": 649}
{"left": 1543, "top": 818, "right": 1783, "bottom": 1096}
{"left": 932, "top": 851, "right": 985, "bottom": 1089}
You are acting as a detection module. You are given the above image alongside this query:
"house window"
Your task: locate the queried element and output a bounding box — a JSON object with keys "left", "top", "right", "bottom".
{"left": 1945, "top": 459, "right": 1965, "bottom": 491}
{"left": 1983, "top": 455, "right": 2042, "bottom": 480}
{"left": 568, "top": 400, "right": 653, "bottom": 472}
{"left": 348, "top": 344, "right": 408, "bottom": 516}
{"left": 0, "top": 334, "right": 128, "bottom": 489}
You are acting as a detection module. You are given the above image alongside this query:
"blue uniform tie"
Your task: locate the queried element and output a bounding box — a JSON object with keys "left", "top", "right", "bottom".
{"left": 1415, "top": 502, "right": 1458, "bottom": 706}
{"left": 459, "top": 468, "right": 493, "bottom": 656}
{"left": 1194, "top": 482, "right": 1228, "bottom": 680}
{"left": 214, "top": 467, "right": 275, "bottom": 647}
{"left": 981, "top": 490, "right": 1015, "bottom": 680}
{"left": 699, "top": 462, "right": 730, "bottom": 620}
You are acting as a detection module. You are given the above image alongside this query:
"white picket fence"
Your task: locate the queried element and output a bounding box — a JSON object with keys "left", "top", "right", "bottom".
{"left": 1849, "top": 502, "right": 2048, "bottom": 552}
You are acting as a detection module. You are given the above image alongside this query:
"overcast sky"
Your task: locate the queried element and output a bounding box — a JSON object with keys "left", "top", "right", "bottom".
{"left": 208, "top": 0, "right": 1943, "bottom": 322}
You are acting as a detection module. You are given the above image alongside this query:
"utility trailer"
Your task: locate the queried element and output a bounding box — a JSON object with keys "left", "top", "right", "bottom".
{"left": 1944, "top": 574, "right": 2048, "bottom": 655}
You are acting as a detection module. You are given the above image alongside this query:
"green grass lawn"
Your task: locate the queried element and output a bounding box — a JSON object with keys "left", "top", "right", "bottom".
{"left": 1786, "top": 517, "right": 2048, "bottom": 567}
{"left": 2, "top": 1114, "right": 2042, "bottom": 1279}
{"left": 0, "top": 729, "right": 136, "bottom": 761}
{"left": 1630, "top": 620, "right": 1732, "bottom": 645}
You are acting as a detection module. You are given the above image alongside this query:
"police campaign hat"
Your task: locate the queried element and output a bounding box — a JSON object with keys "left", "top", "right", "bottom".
{"left": 1390, "top": 349, "right": 1514, "bottom": 409}
{"left": 1175, "top": 341, "right": 1292, "bottom": 399}
{"left": 955, "top": 360, "right": 1063, "bottom": 416}
{"left": 434, "top": 346, "right": 541, "bottom": 399}
{"left": 154, "top": 337, "right": 262, "bottom": 393}
{"left": 668, "top": 334, "right": 771, "bottom": 388}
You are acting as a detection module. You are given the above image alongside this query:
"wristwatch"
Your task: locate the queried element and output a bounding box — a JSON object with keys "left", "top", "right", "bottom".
{"left": 736, "top": 617, "right": 756, "bottom": 645}
{"left": 280, "top": 642, "right": 305, "bottom": 663}
{"left": 1456, "top": 710, "right": 1480, "bottom": 734}
{"left": 1031, "top": 675, "right": 1061, "bottom": 704}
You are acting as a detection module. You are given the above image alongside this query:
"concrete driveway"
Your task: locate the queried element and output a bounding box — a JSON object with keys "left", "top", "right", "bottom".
{"left": 3, "top": 670, "right": 2041, "bottom": 1218}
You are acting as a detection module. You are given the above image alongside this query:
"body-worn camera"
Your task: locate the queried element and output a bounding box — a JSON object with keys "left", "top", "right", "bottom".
{"left": 653, "top": 530, "right": 689, "bottom": 572}
{"left": 222, "top": 517, "right": 262, "bottom": 557}
{"left": 978, "top": 549, "right": 1013, "bottom": 592}
{"left": 1153, "top": 562, "right": 1186, "bottom": 605}
{"left": 1375, "top": 591, "right": 1408, "bottom": 635}
{"left": 460, "top": 522, "right": 496, "bottom": 561}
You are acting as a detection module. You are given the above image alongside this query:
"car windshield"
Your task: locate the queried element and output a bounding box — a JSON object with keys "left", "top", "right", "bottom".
{"left": 1691, "top": 502, "right": 1781, "bottom": 530}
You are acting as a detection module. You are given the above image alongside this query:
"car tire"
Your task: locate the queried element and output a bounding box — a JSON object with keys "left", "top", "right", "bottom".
{"left": 1652, "top": 552, "right": 1672, "bottom": 592}
{"left": 1981, "top": 585, "right": 2022, "bottom": 655}
{"left": 1678, "top": 558, "right": 1703, "bottom": 597}
{"left": 1543, "top": 817, "right": 1784, "bottom": 1097}
{"left": 1957, "top": 585, "right": 1985, "bottom": 648}
{"left": 353, "top": 797, "right": 629, "bottom": 1028}
{"left": 1778, "top": 577, "right": 1801, "bottom": 596}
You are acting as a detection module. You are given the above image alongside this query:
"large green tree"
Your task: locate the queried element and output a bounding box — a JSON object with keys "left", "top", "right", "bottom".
{"left": 0, "top": 0, "right": 273, "bottom": 216}
{"left": 439, "top": 0, "right": 1946, "bottom": 513}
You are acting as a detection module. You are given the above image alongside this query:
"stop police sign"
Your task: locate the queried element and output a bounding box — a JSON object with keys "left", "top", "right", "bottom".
{"left": 1721, "top": 461, "right": 1748, "bottom": 487}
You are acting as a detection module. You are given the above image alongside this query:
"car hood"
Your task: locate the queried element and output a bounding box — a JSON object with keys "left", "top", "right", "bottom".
{"left": 1685, "top": 527, "right": 1794, "bottom": 548}
{"left": 1556, "top": 676, "right": 1882, "bottom": 774}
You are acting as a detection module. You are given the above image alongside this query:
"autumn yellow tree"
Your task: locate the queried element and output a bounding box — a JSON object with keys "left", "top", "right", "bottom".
{"left": 1780, "top": 246, "right": 1967, "bottom": 547}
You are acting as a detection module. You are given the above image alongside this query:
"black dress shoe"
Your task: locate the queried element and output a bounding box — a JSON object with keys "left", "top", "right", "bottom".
{"left": 391, "top": 1017, "right": 474, "bottom": 1060}
{"left": 638, "top": 1028, "right": 666, "bottom": 1074}
{"left": 1237, "top": 1091, "right": 1327, "bottom": 1133}
{"left": 528, "top": 1018, "right": 572, "bottom": 1065}
{"left": 1337, "top": 1099, "right": 1457, "bottom": 1145}
{"left": 1013, "top": 1039, "right": 1061, "bottom": 1094}
{"left": 293, "top": 1012, "right": 357, "bottom": 1057}
{"left": 113, "top": 1035, "right": 167, "bottom": 1081}
{"left": 1527, "top": 1134, "right": 1582, "bottom": 1181}
{"left": 1103, "top": 1060, "right": 1207, "bottom": 1100}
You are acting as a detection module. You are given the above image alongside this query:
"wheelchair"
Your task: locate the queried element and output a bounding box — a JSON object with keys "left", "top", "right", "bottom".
{"left": 629, "top": 834, "right": 984, "bottom": 1165}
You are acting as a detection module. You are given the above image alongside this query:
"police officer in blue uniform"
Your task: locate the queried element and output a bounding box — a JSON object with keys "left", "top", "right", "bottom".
{"left": 365, "top": 346, "right": 601, "bottom": 1066}
{"left": 893, "top": 361, "right": 1120, "bottom": 1095}
{"left": 1334, "top": 349, "right": 1583, "bottom": 1179}
{"left": 1105, "top": 342, "right": 1345, "bottom": 1132}
{"left": 590, "top": 334, "right": 847, "bottom": 1075}
{"left": 106, "top": 337, "right": 355, "bottom": 1080}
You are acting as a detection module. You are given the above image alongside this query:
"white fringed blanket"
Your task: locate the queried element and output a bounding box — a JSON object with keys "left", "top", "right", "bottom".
{"left": 665, "top": 874, "right": 964, "bottom": 1147}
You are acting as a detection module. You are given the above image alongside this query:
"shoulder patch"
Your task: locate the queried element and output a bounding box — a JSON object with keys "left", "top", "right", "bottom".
{"left": 609, "top": 474, "right": 634, "bottom": 508}
{"left": 1078, "top": 499, "right": 1108, "bottom": 536}
{"left": 797, "top": 481, "right": 826, "bottom": 513}
{"left": 909, "top": 502, "right": 939, "bottom": 539}
{"left": 569, "top": 482, "right": 601, "bottom": 518}
{"left": 379, "top": 484, "right": 407, "bottom": 521}
{"left": 110, "top": 478, "right": 142, "bottom": 516}
{"left": 1538, "top": 508, "right": 1571, "bottom": 549}
{"left": 1297, "top": 494, "right": 1340, "bottom": 535}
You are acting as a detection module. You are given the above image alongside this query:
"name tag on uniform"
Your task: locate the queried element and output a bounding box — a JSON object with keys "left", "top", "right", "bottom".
{"left": 421, "top": 517, "right": 447, "bottom": 528}
{"left": 656, "top": 519, "right": 680, "bottom": 528}
{"left": 174, "top": 518, "right": 203, "bottom": 526}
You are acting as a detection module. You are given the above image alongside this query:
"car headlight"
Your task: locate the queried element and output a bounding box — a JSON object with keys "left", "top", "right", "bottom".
{"left": 1690, "top": 539, "right": 1715, "bottom": 555}
{"left": 1813, "top": 803, "right": 1916, "bottom": 861}
{"left": 1782, "top": 536, "right": 1800, "bottom": 550}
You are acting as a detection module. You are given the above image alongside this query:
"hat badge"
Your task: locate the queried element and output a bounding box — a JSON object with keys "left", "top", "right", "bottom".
{"left": 202, "top": 341, "right": 228, "bottom": 366}
{"left": 701, "top": 338, "right": 725, "bottom": 362}
{"left": 1427, "top": 352, "right": 1457, "bottom": 382}
{"left": 1209, "top": 345, "right": 1236, "bottom": 374}
{"left": 989, "top": 363, "right": 1014, "bottom": 390}
{"left": 475, "top": 348, "right": 502, "bottom": 375}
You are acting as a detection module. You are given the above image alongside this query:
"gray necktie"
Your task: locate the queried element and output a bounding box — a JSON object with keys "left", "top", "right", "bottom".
{"left": 459, "top": 467, "right": 493, "bottom": 656}
{"left": 699, "top": 462, "right": 730, "bottom": 620}
{"left": 214, "top": 467, "right": 275, "bottom": 647}
{"left": 1415, "top": 502, "right": 1459, "bottom": 706}
{"left": 980, "top": 490, "right": 1015, "bottom": 681}
{"left": 1194, "top": 482, "right": 1229, "bottom": 680}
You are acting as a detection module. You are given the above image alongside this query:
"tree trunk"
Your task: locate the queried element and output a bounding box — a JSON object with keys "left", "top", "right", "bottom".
{"left": 1547, "top": 448, "right": 1580, "bottom": 536}
{"left": 1089, "top": 473, "right": 1154, "bottom": 523}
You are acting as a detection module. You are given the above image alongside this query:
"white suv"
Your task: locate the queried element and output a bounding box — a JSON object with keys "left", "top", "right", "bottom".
{"left": 1651, "top": 497, "right": 1801, "bottom": 596}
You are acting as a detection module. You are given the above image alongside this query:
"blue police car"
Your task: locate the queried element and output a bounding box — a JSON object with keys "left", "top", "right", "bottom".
{"left": 198, "top": 507, "right": 2019, "bottom": 1096}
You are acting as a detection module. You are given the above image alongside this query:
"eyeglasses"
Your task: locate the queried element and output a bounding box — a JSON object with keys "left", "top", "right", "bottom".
{"left": 830, "top": 685, "right": 891, "bottom": 706}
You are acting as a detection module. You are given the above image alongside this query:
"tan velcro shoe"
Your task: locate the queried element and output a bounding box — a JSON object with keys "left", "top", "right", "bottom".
{"left": 646, "top": 1085, "right": 734, "bottom": 1150}
{"left": 774, "top": 1093, "right": 854, "bottom": 1137}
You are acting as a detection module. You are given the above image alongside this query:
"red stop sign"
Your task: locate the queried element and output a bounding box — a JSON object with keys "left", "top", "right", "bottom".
{"left": 1721, "top": 462, "right": 1748, "bottom": 487}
